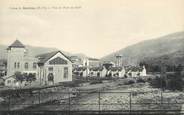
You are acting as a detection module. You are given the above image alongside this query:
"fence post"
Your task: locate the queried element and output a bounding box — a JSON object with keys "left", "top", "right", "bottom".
{"left": 68, "top": 92, "right": 71, "bottom": 114}
{"left": 98, "top": 91, "right": 101, "bottom": 112}
{"left": 161, "top": 91, "right": 163, "bottom": 109}
{"left": 39, "top": 90, "right": 41, "bottom": 104}
{"left": 8, "top": 93, "right": 10, "bottom": 111}
{"left": 129, "top": 92, "right": 132, "bottom": 113}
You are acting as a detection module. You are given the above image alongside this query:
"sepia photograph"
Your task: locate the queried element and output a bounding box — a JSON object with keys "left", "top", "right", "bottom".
{"left": 0, "top": 0, "right": 184, "bottom": 114}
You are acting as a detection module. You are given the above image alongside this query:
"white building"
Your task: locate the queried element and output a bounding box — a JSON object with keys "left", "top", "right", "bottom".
{"left": 6, "top": 40, "right": 38, "bottom": 77}
{"left": 36, "top": 51, "right": 73, "bottom": 85}
{"left": 73, "top": 67, "right": 89, "bottom": 77}
{"left": 4, "top": 40, "right": 73, "bottom": 87}
{"left": 73, "top": 66, "right": 126, "bottom": 78}
{"left": 125, "top": 66, "right": 147, "bottom": 78}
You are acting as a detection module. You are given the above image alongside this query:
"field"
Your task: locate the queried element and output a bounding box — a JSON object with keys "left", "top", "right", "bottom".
{"left": 0, "top": 77, "right": 184, "bottom": 114}
{"left": 24, "top": 80, "right": 184, "bottom": 114}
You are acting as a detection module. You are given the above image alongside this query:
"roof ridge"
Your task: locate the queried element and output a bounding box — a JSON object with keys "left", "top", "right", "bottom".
{"left": 37, "top": 50, "right": 72, "bottom": 64}
{"left": 8, "top": 39, "right": 25, "bottom": 48}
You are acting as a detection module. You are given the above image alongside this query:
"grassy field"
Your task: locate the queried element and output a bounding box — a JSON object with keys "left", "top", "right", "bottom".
{"left": 24, "top": 81, "right": 184, "bottom": 114}
{"left": 0, "top": 78, "right": 184, "bottom": 114}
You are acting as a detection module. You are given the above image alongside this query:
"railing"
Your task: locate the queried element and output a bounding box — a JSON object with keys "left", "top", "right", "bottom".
{"left": 0, "top": 91, "right": 184, "bottom": 114}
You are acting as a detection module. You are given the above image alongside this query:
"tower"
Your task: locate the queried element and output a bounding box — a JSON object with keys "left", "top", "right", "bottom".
{"left": 7, "top": 40, "right": 26, "bottom": 76}
{"left": 115, "top": 54, "right": 122, "bottom": 67}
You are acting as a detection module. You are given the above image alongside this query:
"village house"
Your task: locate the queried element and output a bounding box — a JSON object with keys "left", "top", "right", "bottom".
{"left": 70, "top": 56, "right": 100, "bottom": 68}
{"left": 70, "top": 56, "right": 84, "bottom": 67}
{"left": 36, "top": 51, "right": 73, "bottom": 85}
{"left": 88, "top": 58, "right": 100, "bottom": 67}
{"left": 73, "top": 65, "right": 126, "bottom": 78}
{"left": 125, "top": 66, "right": 147, "bottom": 78}
{"left": 4, "top": 75, "right": 26, "bottom": 87}
{"left": 89, "top": 67, "right": 104, "bottom": 77}
{"left": 108, "top": 67, "right": 126, "bottom": 78}
{"left": 73, "top": 67, "right": 89, "bottom": 77}
{"left": 73, "top": 66, "right": 106, "bottom": 78}
{"left": 3, "top": 40, "right": 73, "bottom": 87}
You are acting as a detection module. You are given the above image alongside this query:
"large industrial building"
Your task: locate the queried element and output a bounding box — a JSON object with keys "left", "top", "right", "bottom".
{"left": 3, "top": 40, "right": 73, "bottom": 87}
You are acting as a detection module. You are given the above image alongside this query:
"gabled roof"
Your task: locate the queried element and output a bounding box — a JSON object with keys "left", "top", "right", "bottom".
{"left": 8, "top": 40, "right": 25, "bottom": 49}
{"left": 125, "top": 66, "right": 143, "bottom": 72}
{"left": 90, "top": 67, "right": 103, "bottom": 71}
{"left": 73, "top": 67, "right": 87, "bottom": 71}
{"left": 36, "top": 51, "right": 72, "bottom": 64}
{"left": 2, "top": 75, "right": 16, "bottom": 80}
{"left": 109, "top": 67, "right": 123, "bottom": 71}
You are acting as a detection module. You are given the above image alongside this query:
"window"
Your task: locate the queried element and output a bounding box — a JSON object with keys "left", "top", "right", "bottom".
{"left": 64, "top": 67, "right": 68, "bottom": 78}
{"left": 17, "top": 62, "right": 20, "bottom": 69}
{"left": 33, "top": 62, "right": 37, "bottom": 69}
{"left": 14, "top": 62, "right": 16, "bottom": 68}
{"left": 25, "top": 62, "right": 28, "bottom": 69}
{"left": 48, "top": 67, "right": 53, "bottom": 71}
{"left": 7, "top": 80, "right": 11, "bottom": 84}
{"left": 97, "top": 72, "right": 100, "bottom": 77}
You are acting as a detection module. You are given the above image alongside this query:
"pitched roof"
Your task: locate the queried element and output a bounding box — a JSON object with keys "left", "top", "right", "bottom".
{"left": 2, "top": 75, "right": 16, "bottom": 80}
{"left": 109, "top": 67, "right": 123, "bottom": 71}
{"left": 90, "top": 67, "right": 103, "bottom": 71}
{"left": 73, "top": 67, "right": 87, "bottom": 71}
{"left": 8, "top": 40, "right": 25, "bottom": 49}
{"left": 125, "top": 66, "right": 143, "bottom": 72}
{"left": 36, "top": 51, "right": 72, "bottom": 64}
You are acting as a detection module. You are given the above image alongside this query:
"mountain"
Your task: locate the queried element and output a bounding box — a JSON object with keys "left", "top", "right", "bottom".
{"left": 0, "top": 45, "right": 7, "bottom": 59}
{"left": 0, "top": 44, "right": 91, "bottom": 61}
{"left": 101, "top": 31, "right": 184, "bottom": 66}
{"left": 0, "top": 45, "right": 70, "bottom": 60}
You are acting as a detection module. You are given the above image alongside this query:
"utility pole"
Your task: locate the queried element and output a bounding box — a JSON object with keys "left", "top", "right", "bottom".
{"left": 160, "top": 57, "right": 168, "bottom": 91}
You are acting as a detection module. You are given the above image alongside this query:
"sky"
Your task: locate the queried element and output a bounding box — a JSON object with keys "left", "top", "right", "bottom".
{"left": 0, "top": 0, "right": 184, "bottom": 58}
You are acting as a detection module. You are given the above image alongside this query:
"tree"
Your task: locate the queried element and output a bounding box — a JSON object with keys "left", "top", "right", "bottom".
{"left": 23, "top": 73, "right": 28, "bottom": 81}
{"left": 103, "top": 63, "right": 113, "bottom": 77}
{"left": 103, "top": 63, "right": 113, "bottom": 70}
{"left": 15, "top": 71, "right": 25, "bottom": 83}
{"left": 25, "top": 73, "right": 36, "bottom": 85}
{"left": 150, "top": 64, "right": 183, "bottom": 91}
{"left": 150, "top": 76, "right": 166, "bottom": 89}
{"left": 175, "top": 64, "right": 183, "bottom": 75}
{"left": 167, "top": 74, "right": 182, "bottom": 91}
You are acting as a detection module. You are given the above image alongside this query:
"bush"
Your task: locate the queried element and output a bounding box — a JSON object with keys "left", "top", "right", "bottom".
{"left": 167, "top": 74, "right": 183, "bottom": 91}
{"left": 147, "top": 77, "right": 152, "bottom": 81}
{"left": 149, "top": 74, "right": 183, "bottom": 91}
{"left": 124, "top": 74, "right": 128, "bottom": 78}
{"left": 149, "top": 76, "right": 166, "bottom": 88}
{"left": 0, "top": 81, "right": 4, "bottom": 86}
{"left": 90, "top": 80, "right": 103, "bottom": 85}
{"left": 124, "top": 79, "right": 135, "bottom": 85}
{"left": 62, "top": 81, "right": 80, "bottom": 87}
{"left": 128, "top": 80, "right": 135, "bottom": 84}
{"left": 136, "top": 78, "right": 146, "bottom": 83}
